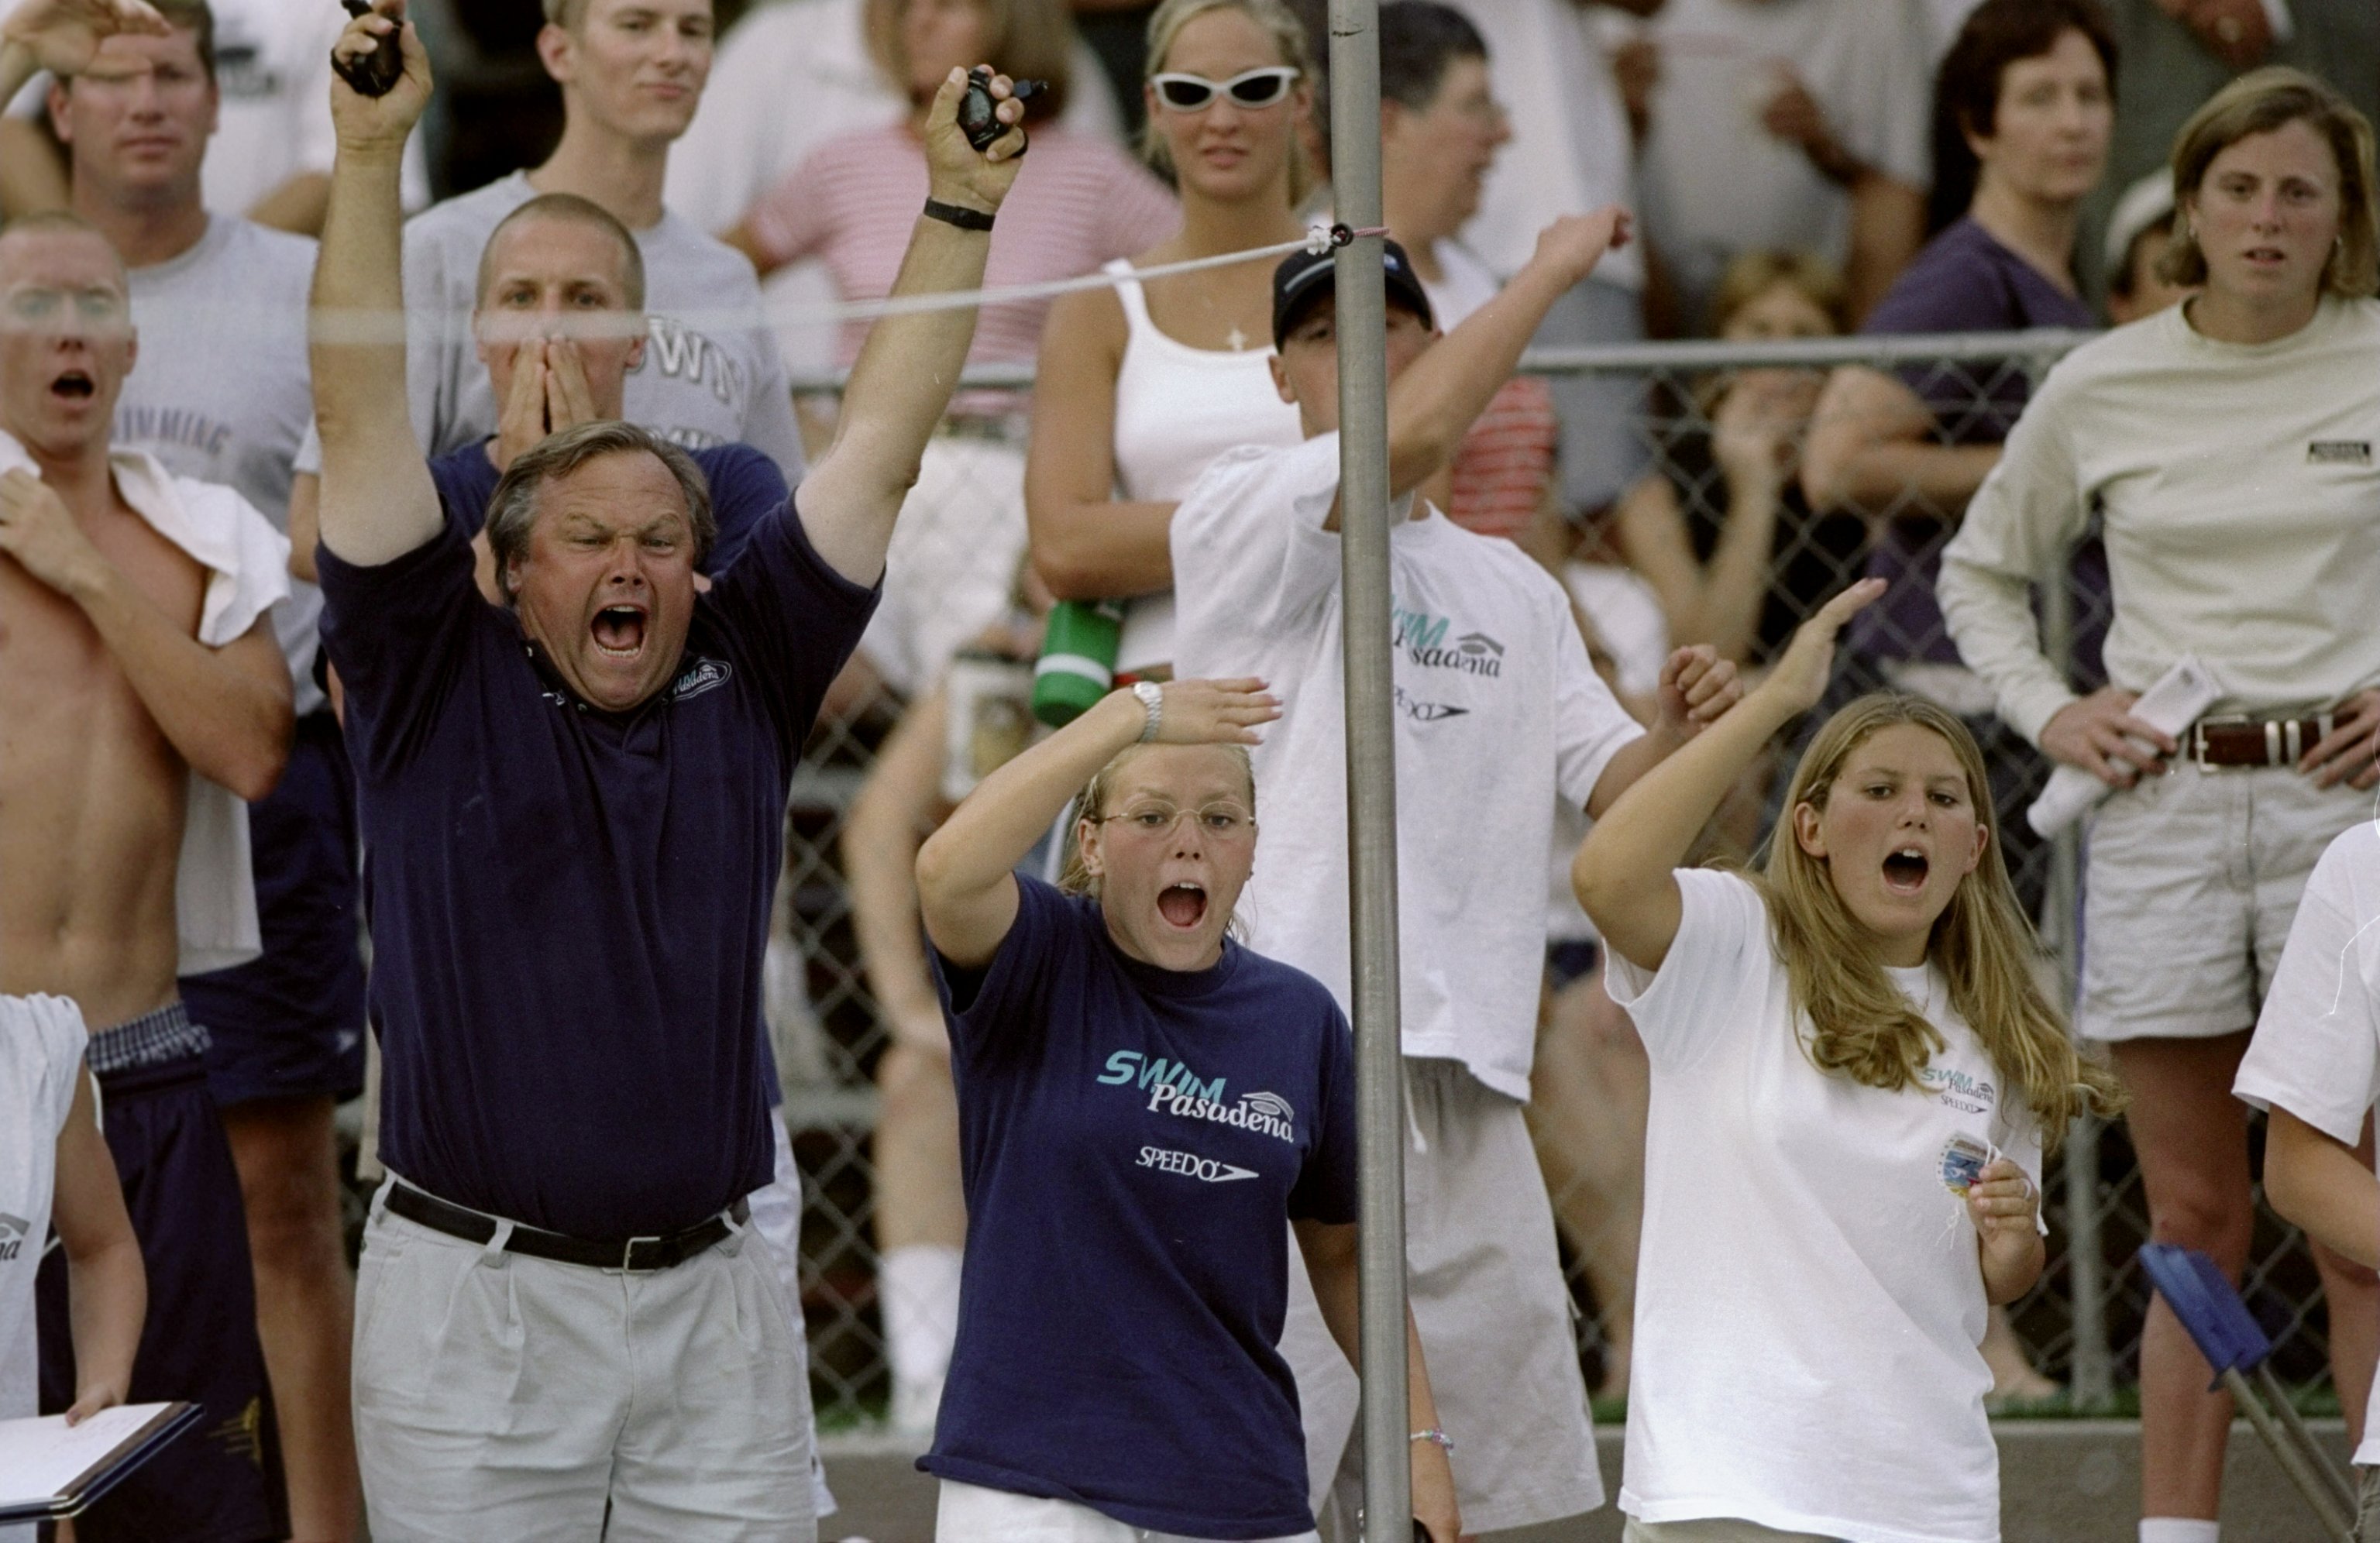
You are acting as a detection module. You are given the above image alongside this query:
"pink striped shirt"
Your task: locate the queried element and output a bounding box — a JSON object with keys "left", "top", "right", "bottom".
{"left": 746, "top": 122, "right": 1181, "bottom": 371}
{"left": 1446, "top": 376, "right": 1558, "bottom": 541}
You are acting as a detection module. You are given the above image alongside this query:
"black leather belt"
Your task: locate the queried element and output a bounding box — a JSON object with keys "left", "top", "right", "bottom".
{"left": 386, "top": 1183, "right": 748, "bottom": 1273}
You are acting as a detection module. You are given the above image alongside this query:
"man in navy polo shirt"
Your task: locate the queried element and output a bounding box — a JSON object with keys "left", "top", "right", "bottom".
{"left": 309, "top": 5, "right": 1030, "bottom": 1536}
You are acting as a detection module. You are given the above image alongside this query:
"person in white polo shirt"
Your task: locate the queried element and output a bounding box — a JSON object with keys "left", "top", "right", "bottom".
{"left": 1172, "top": 216, "right": 1741, "bottom": 1536}
{"left": 1938, "top": 67, "right": 2380, "bottom": 1543}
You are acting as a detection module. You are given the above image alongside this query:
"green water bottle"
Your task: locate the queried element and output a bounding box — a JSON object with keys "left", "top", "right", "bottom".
{"left": 1032, "top": 599, "right": 1127, "bottom": 726}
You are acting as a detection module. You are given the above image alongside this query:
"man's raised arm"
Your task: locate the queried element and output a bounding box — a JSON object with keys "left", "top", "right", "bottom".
{"left": 310, "top": 0, "right": 439, "bottom": 568}
{"left": 794, "top": 68, "right": 1026, "bottom": 585}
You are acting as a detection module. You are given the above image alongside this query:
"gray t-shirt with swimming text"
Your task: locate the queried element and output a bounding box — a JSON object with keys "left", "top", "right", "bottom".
{"left": 298, "top": 171, "right": 804, "bottom": 483}
{"left": 117, "top": 215, "right": 323, "bottom": 713}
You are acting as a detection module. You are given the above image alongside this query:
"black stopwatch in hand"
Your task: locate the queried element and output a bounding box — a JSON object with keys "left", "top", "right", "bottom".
{"left": 958, "top": 66, "right": 1044, "bottom": 153}
{"left": 332, "top": 0, "right": 405, "bottom": 98}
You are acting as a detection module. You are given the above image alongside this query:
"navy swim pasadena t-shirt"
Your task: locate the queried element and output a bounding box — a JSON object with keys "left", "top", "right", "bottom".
{"left": 924, "top": 878, "right": 1359, "bottom": 1538}
{"left": 316, "top": 493, "right": 875, "bottom": 1238}
{"left": 428, "top": 438, "right": 786, "bottom": 573}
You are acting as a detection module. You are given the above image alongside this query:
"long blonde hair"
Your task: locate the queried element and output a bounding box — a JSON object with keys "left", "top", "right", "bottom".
{"left": 1750, "top": 693, "right": 2124, "bottom": 1145}
{"left": 1138, "top": 0, "right": 1317, "bottom": 205}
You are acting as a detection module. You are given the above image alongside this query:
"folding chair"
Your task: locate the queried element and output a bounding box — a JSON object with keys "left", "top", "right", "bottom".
{"left": 2138, "top": 1242, "right": 2360, "bottom": 1541}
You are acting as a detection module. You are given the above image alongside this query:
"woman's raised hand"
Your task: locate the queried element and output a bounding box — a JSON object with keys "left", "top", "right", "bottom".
{"left": 1152, "top": 679, "right": 1282, "bottom": 746}
{"left": 1761, "top": 576, "right": 1886, "bottom": 715}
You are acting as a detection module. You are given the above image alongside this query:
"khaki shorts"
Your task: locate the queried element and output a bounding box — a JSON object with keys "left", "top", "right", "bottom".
{"left": 1282, "top": 1058, "right": 1604, "bottom": 1535}
{"left": 2080, "top": 758, "right": 2370, "bottom": 1042}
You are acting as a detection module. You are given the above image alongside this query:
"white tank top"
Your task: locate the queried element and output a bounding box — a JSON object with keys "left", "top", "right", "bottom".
{"left": 1, "top": 995, "right": 88, "bottom": 1431}
{"left": 1105, "top": 258, "right": 1305, "bottom": 673}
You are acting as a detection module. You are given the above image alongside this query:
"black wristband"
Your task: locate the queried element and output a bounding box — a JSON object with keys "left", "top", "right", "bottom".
{"left": 923, "top": 198, "right": 996, "bottom": 232}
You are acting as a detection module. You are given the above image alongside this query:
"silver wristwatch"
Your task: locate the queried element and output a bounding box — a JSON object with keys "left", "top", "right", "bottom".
{"left": 1132, "top": 680, "right": 1164, "bottom": 743}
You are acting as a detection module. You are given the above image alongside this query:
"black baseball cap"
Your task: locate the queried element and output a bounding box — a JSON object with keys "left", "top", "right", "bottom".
{"left": 1271, "top": 238, "right": 1436, "bottom": 349}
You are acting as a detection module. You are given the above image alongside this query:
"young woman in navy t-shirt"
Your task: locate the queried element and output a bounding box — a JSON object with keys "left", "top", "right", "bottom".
{"left": 915, "top": 677, "right": 1460, "bottom": 1542}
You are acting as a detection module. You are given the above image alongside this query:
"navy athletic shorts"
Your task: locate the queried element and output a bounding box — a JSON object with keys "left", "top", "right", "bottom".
{"left": 37, "top": 1009, "right": 290, "bottom": 1543}
{"left": 182, "top": 711, "right": 367, "bottom": 1108}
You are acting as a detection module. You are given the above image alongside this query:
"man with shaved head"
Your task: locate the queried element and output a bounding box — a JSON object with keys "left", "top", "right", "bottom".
{"left": 283, "top": 0, "right": 807, "bottom": 553}
{"left": 1, "top": 28, "right": 294, "bottom": 1543}
{"left": 313, "top": 4, "right": 1028, "bottom": 1534}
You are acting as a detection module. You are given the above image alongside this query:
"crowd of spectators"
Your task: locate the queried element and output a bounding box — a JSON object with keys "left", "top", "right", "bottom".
{"left": 2, "top": 0, "right": 2378, "bottom": 1538}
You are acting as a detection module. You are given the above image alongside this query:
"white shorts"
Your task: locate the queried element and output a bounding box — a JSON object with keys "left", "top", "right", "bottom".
{"left": 934, "top": 1479, "right": 1321, "bottom": 1542}
{"left": 353, "top": 1182, "right": 815, "bottom": 1542}
{"left": 2081, "top": 758, "right": 2370, "bottom": 1042}
{"left": 1282, "top": 1058, "right": 1605, "bottom": 1534}
{"left": 1623, "top": 1519, "right": 1843, "bottom": 1542}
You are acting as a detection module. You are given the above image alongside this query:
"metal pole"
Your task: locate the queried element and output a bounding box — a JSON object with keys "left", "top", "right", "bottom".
{"left": 1326, "top": 0, "right": 1408, "bottom": 1538}
{"left": 2025, "top": 341, "right": 2110, "bottom": 1414}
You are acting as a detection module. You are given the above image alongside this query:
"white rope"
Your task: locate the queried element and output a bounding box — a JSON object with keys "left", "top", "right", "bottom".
{"left": 306, "top": 225, "right": 1361, "bottom": 346}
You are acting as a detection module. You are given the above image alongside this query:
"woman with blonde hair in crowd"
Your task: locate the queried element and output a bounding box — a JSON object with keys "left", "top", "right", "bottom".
{"left": 1939, "top": 67, "right": 2380, "bottom": 1543}
{"left": 1576, "top": 579, "right": 2125, "bottom": 1543}
{"left": 726, "top": 0, "right": 1177, "bottom": 713}
{"left": 1026, "top": 0, "right": 1316, "bottom": 684}
{"left": 912, "top": 676, "right": 1460, "bottom": 1541}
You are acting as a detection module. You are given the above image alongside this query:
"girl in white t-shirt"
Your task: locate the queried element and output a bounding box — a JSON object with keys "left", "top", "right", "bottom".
{"left": 1573, "top": 582, "right": 2124, "bottom": 1543}
{"left": 0, "top": 992, "right": 145, "bottom": 1507}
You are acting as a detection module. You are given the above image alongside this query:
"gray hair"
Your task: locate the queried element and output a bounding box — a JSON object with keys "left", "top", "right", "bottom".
{"left": 484, "top": 420, "right": 716, "bottom": 603}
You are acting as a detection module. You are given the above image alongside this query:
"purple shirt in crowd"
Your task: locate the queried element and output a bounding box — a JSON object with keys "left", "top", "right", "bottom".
{"left": 1854, "top": 218, "right": 2105, "bottom": 673}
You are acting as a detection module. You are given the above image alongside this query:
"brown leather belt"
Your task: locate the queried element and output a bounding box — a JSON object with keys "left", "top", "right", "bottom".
{"left": 2189, "top": 713, "right": 2334, "bottom": 769}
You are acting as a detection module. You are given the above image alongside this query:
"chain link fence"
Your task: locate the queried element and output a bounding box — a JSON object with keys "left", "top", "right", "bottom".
{"left": 770, "top": 332, "right": 2347, "bottom": 1429}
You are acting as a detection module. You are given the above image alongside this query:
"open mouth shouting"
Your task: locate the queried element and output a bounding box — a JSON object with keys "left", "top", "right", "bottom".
{"left": 1157, "top": 880, "right": 1209, "bottom": 930}
{"left": 591, "top": 602, "right": 648, "bottom": 660}
{"left": 1881, "top": 845, "right": 1931, "bottom": 896}
{"left": 49, "top": 369, "right": 95, "bottom": 402}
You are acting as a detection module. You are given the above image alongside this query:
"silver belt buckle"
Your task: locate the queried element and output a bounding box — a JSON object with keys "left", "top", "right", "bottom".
{"left": 2192, "top": 713, "right": 2250, "bottom": 771}
{"left": 612, "top": 1234, "right": 668, "bottom": 1273}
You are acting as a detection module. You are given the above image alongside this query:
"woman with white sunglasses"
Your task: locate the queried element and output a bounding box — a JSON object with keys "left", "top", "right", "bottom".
{"left": 1025, "top": 0, "right": 1316, "bottom": 688}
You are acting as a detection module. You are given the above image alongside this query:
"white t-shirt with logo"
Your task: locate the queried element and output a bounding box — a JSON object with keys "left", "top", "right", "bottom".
{"left": 1602, "top": 868, "right": 2042, "bottom": 1541}
{"left": 1, "top": 996, "right": 90, "bottom": 1428}
{"left": 2236, "top": 816, "right": 2380, "bottom": 1466}
{"left": 1171, "top": 433, "right": 1643, "bottom": 1097}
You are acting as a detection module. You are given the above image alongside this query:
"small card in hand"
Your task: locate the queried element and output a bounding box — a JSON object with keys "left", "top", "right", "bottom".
{"left": 1938, "top": 1133, "right": 1993, "bottom": 1197}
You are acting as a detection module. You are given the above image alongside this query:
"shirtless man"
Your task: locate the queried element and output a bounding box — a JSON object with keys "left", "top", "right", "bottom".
{"left": 0, "top": 19, "right": 294, "bottom": 1533}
